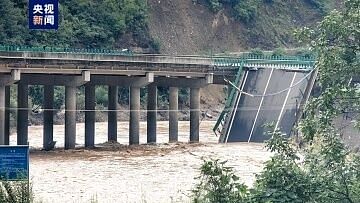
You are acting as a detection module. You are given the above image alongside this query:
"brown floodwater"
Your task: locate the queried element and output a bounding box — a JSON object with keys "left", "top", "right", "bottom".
{"left": 9, "top": 121, "right": 272, "bottom": 203}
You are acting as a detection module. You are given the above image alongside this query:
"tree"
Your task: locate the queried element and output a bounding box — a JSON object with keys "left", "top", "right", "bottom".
{"left": 297, "top": 0, "right": 360, "bottom": 142}
{"left": 193, "top": 1, "right": 360, "bottom": 202}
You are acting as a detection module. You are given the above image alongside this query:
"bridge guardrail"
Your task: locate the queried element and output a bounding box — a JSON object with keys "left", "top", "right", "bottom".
{"left": 0, "top": 45, "right": 316, "bottom": 61}
{"left": 0, "top": 45, "right": 134, "bottom": 56}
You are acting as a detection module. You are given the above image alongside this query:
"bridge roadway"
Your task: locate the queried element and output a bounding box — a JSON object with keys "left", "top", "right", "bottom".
{"left": 0, "top": 50, "right": 314, "bottom": 149}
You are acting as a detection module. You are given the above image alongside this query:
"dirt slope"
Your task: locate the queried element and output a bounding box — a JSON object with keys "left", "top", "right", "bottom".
{"left": 148, "top": 0, "right": 246, "bottom": 55}
{"left": 147, "top": 0, "right": 322, "bottom": 55}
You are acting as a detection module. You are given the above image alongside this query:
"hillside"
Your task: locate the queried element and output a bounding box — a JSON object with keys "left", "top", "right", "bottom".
{"left": 147, "top": 0, "right": 328, "bottom": 55}
{"left": 1, "top": 0, "right": 337, "bottom": 124}
{"left": 146, "top": 0, "right": 332, "bottom": 118}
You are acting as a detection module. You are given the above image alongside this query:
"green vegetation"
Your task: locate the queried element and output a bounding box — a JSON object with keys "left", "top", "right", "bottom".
{"left": 0, "top": 181, "right": 32, "bottom": 203}
{"left": 0, "top": 0, "right": 154, "bottom": 50}
{"left": 204, "top": 0, "right": 327, "bottom": 24}
{"left": 194, "top": 0, "right": 360, "bottom": 202}
{"left": 193, "top": 127, "right": 360, "bottom": 202}
{"left": 192, "top": 159, "right": 248, "bottom": 203}
{"left": 205, "top": 0, "right": 259, "bottom": 24}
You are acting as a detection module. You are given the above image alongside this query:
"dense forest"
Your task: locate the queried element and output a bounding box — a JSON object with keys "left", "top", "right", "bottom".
{"left": 1, "top": 0, "right": 332, "bottom": 51}
{"left": 0, "top": 0, "right": 156, "bottom": 51}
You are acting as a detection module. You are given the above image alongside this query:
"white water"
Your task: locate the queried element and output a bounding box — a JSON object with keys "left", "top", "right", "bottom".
{"left": 9, "top": 121, "right": 271, "bottom": 203}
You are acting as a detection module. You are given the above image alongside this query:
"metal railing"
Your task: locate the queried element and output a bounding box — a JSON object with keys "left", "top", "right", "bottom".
{"left": 213, "top": 62, "right": 245, "bottom": 138}
{"left": 0, "top": 45, "right": 133, "bottom": 56}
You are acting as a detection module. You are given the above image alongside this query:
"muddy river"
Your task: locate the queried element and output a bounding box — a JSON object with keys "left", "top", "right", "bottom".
{"left": 9, "top": 121, "right": 272, "bottom": 203}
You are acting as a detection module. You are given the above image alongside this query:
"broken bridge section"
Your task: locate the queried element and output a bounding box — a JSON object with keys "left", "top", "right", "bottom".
{"left": 214, "top": 56, "right": 316, "bottom": 143}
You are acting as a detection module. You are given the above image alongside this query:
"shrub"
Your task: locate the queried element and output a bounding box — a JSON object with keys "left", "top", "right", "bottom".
{"left": 233, "top": 0, "right": 258, "bottom": 24}
{"left": 271, "top": 47, "right": 286, "bottom": 57}
{"left": 249, "top": 48, "right": 264, "bottom": 56}
{"left": 0, "top": 181, "right": 33, "bottom": 203}
{"left": 193, "top": 127, "right": 360, "bottom": 203}
{"left": 192, "top": 159, "right": 249, "bottom": 203}
{"left": 95, "top": 86, "right": 108, "bottom": 106}
{"left": 206, "top": 0, "right": 222, "bottom": 12}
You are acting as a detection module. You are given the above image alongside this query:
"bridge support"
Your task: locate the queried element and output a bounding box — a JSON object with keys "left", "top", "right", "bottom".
{"left": 190, "top": 88, "right": 200, "bottom": 143}
{"left": 65, "top": 86, "right": 76, "bottom": 149}
{"left": 1, "top": 71, "right": 20, "bottom": 145}
{"left": 17, "top": 83, "right": 28, "bottom": 145}
{"left": 169, "top": 87, "right": 178, "bottom": 142}
{"left": 147, "top": 85, "right": 157, "bottom": 143}
{"left": 108, "top": 86, "right": 118, "bottom": 142}
{"left": 0, "top": 85, "right": 5, "bottom": 145}
{"left": 85, "top": 84, "right": 96, "bottom": 148}
{"left": 5, "top": 86, "right": 10, "bottom": 145}
{"left": 43, "top": 85, "right": 54, "bottom": 150}
{"left": 129, "top": 87, "right": 140, "bottom": 145}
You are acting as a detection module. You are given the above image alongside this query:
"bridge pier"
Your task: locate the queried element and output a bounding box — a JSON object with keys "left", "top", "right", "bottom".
{"left": 43, "top": 85, "right": 54, "bottom": 150}
{"left": 129, "top": 87, "right": 140, "bottom": 145}
{"left": 169, "top": 87, "right": 178, "bottom": 142}
{"left": 108, "top": 86, "right": 118, "bottom": 142}
{"left": 190, "top": 87, "right": 200, "bottom": 143}
{"left": 85, "top": 84, "right": 96, "bottom": 148}
{"left": 5, "top": 86, "right": 10, "bottom": 145}
{"left": 0, "top": 85, "right": 5, "bottom": 145}
{"left": 65, "top": 86, "right": 77, "bottom": 149}
{"left": 17, "top": 83, "right": 28, "bottom": 145}
{"left": 147, "top": 85, "right": 157, "bottom": 143}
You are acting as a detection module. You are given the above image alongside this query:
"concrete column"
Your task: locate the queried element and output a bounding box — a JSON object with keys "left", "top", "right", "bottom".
{"left": 17, "top": 84, "right": 28, "bottom": 145}
{"left": 85, "top": 84, "right": 96, "bottom": 148}
{"left": 169, "top": 87, "right": 178, "bottom": 142}
{"left": 108, "top": 86, "right": 118, "bottom": 142}
{"left": 129, "top": 87, "right": 140, "bottom": 145}
{"left": 5, "top": 86, "right": 10, "bottom": 145}
{"left": 0, "top": 85, "right": 5, "bottom": 145}
{"left": 190, "top": 88, "right": 200, "bottom": 142}
{"left": 147, "top": 85, "right": 157, "bottom": 143}
{"left": 65, "top": 86, "right": 76, "bottom": 149}
{"left": 43, "top": 85, "right": 54, "bottom": 150}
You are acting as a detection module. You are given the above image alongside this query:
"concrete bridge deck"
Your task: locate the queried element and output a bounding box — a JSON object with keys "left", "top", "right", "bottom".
{"left": 0, "top": 48, "right": 315, "bottom": 150}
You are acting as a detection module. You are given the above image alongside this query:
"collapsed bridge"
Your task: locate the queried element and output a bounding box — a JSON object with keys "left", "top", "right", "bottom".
{"left": 0, "top": 45, "right": 316, "bottom": 149}
{"left": 213, "top": 57, "right": 316, "bottom": 142}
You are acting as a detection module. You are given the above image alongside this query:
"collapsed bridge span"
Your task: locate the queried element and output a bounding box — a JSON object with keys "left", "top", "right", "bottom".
{"left": 213, "top": 57, "right": 316, "bottom": 142}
